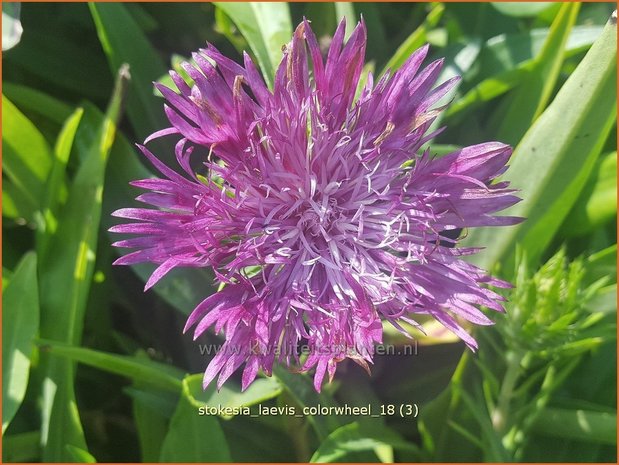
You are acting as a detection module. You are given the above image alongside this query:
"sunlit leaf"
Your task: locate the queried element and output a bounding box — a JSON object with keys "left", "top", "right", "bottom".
{"left": 89, "top": 3, "right": 167, "bottom": 141}
{"left": 36, "top": 108, "right": 83, "bottom": 264}
{"left": 562, "top": 152, "right": 617, "bottom": 237}
{"left": 491, "top": 2, "right": 556, "bottom": 18}
{"left": 214, "top": 2, "right": 292, "bottom": 88}
{"left": 2, "top": 252, "right": 39, "bottom": 434}
{"left": 38, "top": 67, "right": 130, "bottom": 461}
{"left": 464, "top": 15, "right": 617, "bottom": 272}
{"left": 495, "top": 3, "right": 581, "bottom": 145}
{"left": 37, "top": 339, "right": 183, "bottom": 392}
{"left": 310, "top": 422, "right": 420, "bottom": 463}
{"left": 2, "top": 96, "right": 52, "bottom": 225}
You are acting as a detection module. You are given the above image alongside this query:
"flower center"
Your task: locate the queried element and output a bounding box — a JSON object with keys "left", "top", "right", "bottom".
{"left": 298, "top": 197, "right": 341, "bottom": 238}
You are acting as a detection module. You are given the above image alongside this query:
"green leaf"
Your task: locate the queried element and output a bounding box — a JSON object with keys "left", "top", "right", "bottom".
{"left": 214, "top": 7, "right": 250, "bottom": 55}
{"left": 4, "top": 29, "right": 112, "bottom": 100}
{"left": 2, "top": 252, "right": 39, "bottom": 434}
{"left": 128, "top": 349, "right": 175, "bottom": 461}
{"left": 310, "top": 422, "right": 420, "bottom": 463}
{"left": 464, "top": 15, "right": 617, "bottom": 272}
{"left": 445, "top": 65, "right": 531, "bottom": 122}
{"left": 445, "top": 25, "right": 603, "bottom": 122}
{"left": 2, "top": 82, "right": 73, "bottom": 126}
{"left": 36, "top": 108, "right": 84, "bottom": 264}
{"left": 65, "top": 445, "right": 96, "bottom": 463}
{"left": 74, "top": 101, "right": 217, "bottom": 315}
{"left": 481, "top": 26, "right": 603, "bottom": 76}
{"left": 159, "top": 376, "right": 232, "bottom": 462}
{"left": 89, "top": 3, "right": 167, "bottom": 142}
{"left": 491, "top": 2, "right": 556, "bottom": 18}
{"left": 219, "top": 415, "right": 297, "bottom": 462}
{"left": 417, "top": 354, "right": 482, "bottom": 461}
{"left": 2, "top": 431, "right": 40, "bottom": 462}
{"left": 562, "top": 152, "right": 617, "bottom": 237}
{"left": 184, "top": 373, "right": 282, "bottom": 419}
{"left": 334, "top": 3, "right": 356, "bottom": 40}
{"left": 585, "top": 284, "right": 616, "bottom": 314}
{"left": 273, "top": 366, "right": 343, "bottom": 441}
{"left": 2, "top": 267, "right": 13, "bottom": 291}
{"left": 425, "top": 39, "right": 482, "bottom": 137}
{"left": 132, "top": 391, "right": 169, "bottom": 461}
{"left": 2, "top": 95, "right": 52, "bottom": 225}
{"left": 154, "top": 54, "right": 195, "bottom": 97}
{"left": 125, "top": 386, "right": 179, "bottom": 419}
{"left": 214, "top": 2, "right": 292, "bottom": 89}
{"left": 530, "top": 407, "right": 617, "bottom": 445}
{"left": 3, "top": 182, "right": 34, "bottom": 221}
{"left": 495, "top": 3, "right": 581, "bottom": 145}
{"left": 37, "top": 339, "right": 183, "bottom": 392}
{"left": 381, "top": 3, "right": 445, "bottom": 75}
{"left": 584, "top": 245, "right": 617, "bottom": 287}
{"left": 38, "top": 67, "right": 130, "bottom": 461}
{"left": 2, "top": 2, "right": 22, "bottom": 51}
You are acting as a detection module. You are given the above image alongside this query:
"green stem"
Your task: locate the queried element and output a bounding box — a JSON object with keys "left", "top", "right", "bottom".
{"left": 491, "top": 350, "right": 523, "bottom": 435}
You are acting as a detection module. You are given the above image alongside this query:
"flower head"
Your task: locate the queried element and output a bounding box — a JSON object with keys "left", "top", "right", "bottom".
{"left": 111, "top": 19, "right": 521, "bottom": 392}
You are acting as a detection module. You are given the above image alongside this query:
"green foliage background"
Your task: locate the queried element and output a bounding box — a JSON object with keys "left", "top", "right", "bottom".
{"left": 2, "top": 2, "right": 617, "bottom": 462}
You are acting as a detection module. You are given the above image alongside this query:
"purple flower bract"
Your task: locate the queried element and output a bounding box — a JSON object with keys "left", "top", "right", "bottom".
{"left": 111, "top": 19, "right": 521, "bottom": 392}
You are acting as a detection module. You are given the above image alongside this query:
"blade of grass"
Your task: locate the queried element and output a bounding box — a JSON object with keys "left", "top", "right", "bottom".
{"left": 131, "top": 351, "right": 171, "bottom": 462}
{"left": 73, "top": 101, "right": 217, "bottom": 315}
{"left": 381, "top": 3, "right": 445, "bottom": 75}
{"left": 495, "top": 3, "right": 581, "bottom": 145}
{"left": 39, "top": 66, "right": 130, "bottom": 461}
{"left": 2, "top": 252, "right": 39, "bottom": 434}
{"left": 36, "top": 339, "right": 183, "bottom": 392}
{"left": 491, "top": 2, "right": 555, "bottom": 18}
{"left": 36, "top": 108, "right": 84, "bottom": 264}
{"left": 2, "top": 96, "right": 52, "bottom": 226}
{"left": 89, "top": 3, "right": 167, "bottom": 142}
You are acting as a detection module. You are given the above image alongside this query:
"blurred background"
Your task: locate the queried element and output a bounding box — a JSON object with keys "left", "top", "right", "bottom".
{"left": 2, "top": 2, "right": 616, "bottom": 462}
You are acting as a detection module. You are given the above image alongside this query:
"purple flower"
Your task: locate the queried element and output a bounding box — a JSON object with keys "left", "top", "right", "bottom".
{"left": 111, "top": 19, "right": 521, "bottom": 392}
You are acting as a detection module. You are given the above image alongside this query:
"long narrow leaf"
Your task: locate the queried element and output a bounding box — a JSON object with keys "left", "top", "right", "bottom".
{"left": 2, "top": 96, "right": 52, "bottom": 225}
{"left": 39, "top": 66, "right": 130, "bottom": 461}
{"left": 159, "top": 376, "right": 231, "bottom": 462}
{"left": 89, "top": 3, "right": 167, "bottom": 142}
{"left": 2, "top": 252, "right": 39, "bottom": 434}
{"left": 381, "top": 3, "right": 444, "bottom": 75}
{"left": 464, "top": 15, "right": 617, "bottom": 272}
{"left": 495, "top": 3, "right": 580, "bottom": 145}
{"left": 36, "top": 108, "right": 84, "bottom": 264}
{"left": 214, "top": 2, "right": 292, "bottom": 89}
{"left": 37, "top": 339, "right": 183, "bottom": 392}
